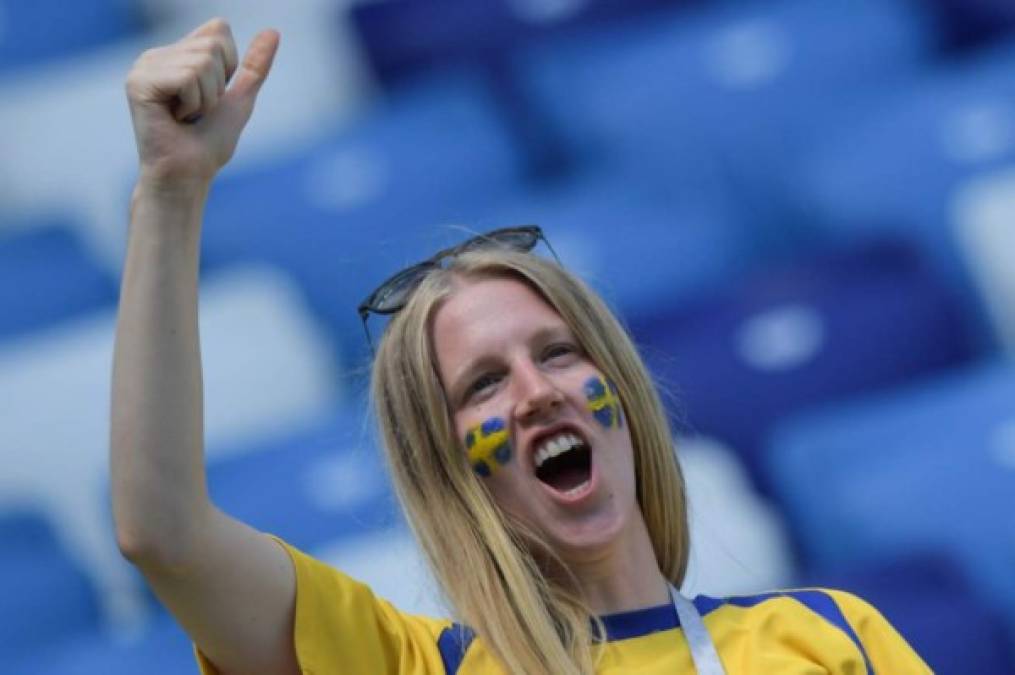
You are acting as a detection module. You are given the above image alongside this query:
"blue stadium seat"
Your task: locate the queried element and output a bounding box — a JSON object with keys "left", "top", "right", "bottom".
{"left": 205, "top": 405, "right": 399, "bottom": 552}
{"left": 0, "top": 511, "right": 102, "bottom": 664}
{"left": 348, "top": 0, "right": 699, "bottom": 179}
{"left": 768, "top": 360, "right": 1015, "bottom": 634}
{"left": 23, "top": 404, "right": 399, "bottom": 674}
{"left": 349, "top": 0, "right": 694, "bottom": 84}
{"left": 924, "top": 0, "right": 1015, "bottom": 49}
{"left": 801, "top": 555, "right": 1014, "bottom": 674}
{"left": 201, "top": 71, "right": 527, "bottom": 366}
{"left": 786, "top": 40, "right": 1015, "bottom": 347}
{"left": 515, "top": 0, "right": 934, "bottom": 250}
{"left": 478, "top": 167, "right": 752, "bottom": 322}
{"left": 627, "top": 240, "right": 974, "bottom": 494}
{"left": 0, "top": 0, "right": 145, "bottom": 73}
{"left": 0, "top": 220, "right": 117, "bottom": 341}
{"left": 24, "top": 613, "right": 199, "bottom": 675}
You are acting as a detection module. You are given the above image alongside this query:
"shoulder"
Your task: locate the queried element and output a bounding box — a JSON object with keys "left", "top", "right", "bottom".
{"left": 272, "top": 538, "right": 453, "bottom": 674}
{"left": 697, "top": 587, "right": 931, "bottom": 674}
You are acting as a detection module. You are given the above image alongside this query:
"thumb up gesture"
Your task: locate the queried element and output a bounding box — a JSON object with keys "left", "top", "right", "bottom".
{"left": 125, "top": 18, "right": 279, "bottom": 187}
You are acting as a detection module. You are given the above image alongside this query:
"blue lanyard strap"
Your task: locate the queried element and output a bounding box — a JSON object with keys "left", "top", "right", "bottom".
{"left": 670, "top": 586, "right": 727, "bottom": 675}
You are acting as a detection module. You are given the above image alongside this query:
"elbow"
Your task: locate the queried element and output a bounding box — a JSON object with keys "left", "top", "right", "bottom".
{"left": 114, "top": 511, "right": 205, "bottom": 576}
{"left": 115, "top": 526, "right": 159, "bottom": 567}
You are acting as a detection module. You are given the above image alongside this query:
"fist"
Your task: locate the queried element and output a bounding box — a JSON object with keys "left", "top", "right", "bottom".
{"left": 125, "top": 18, "right": 279, "bottom": 185}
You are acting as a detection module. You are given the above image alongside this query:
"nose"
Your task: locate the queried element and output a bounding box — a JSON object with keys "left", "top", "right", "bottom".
{"left": 512, "top": 359, "right": 564, "bottom": 424}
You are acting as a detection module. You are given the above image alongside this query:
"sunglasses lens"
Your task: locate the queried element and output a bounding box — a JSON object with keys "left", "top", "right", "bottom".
{"left": 461, "top": 228, "right": 539, "bottom": 253}
{"left": 367, "top": 264, "right": 431, "bottom": 313}
{"left": 361, "top": 227, "right": 544, "bottom": 317}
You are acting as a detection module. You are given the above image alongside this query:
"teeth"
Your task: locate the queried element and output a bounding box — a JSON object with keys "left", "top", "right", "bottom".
{"left": 534, "top": 432, "right": 584, "bottom": 469}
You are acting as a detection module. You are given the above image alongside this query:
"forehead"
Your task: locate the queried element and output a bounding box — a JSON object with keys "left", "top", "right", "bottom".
{"left": 431, "top": 276, "right": 567, "bottom": 361}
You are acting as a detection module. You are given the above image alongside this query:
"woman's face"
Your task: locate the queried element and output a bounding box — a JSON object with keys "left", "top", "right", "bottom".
{"left": 431, "top": 275, "right": 641, "bottom": 561}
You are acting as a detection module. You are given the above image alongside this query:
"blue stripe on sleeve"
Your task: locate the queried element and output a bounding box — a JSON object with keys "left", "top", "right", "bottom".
{"left": 721, "top": 590, "right": 875, "bottom": 675}
{"left": 787, "top": 591, "right": 876, "bottom": 675}
{"left": 437, "top": 623, "right": 476, "bottom": 675}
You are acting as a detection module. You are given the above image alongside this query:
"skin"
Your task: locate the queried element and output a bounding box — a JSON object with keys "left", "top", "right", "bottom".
{"left": 433, "top": 276, "right": 670, "bottom": 615}
{"left": 113, "top": 18, "right": 300, "bottom": 675}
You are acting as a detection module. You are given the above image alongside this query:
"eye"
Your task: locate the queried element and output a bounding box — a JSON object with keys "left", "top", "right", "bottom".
{"left": 543, "top": 342, "right": 578, "bottom": 363}
{"left": 466, "top": 372, "right": 501, "bottom": 400}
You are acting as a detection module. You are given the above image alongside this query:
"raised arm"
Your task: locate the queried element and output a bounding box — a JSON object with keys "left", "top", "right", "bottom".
{"left": 110, "top": 19, "right": 299, "bottom": 675}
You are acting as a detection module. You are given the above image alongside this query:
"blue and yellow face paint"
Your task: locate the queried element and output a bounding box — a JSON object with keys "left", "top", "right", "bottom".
{"left": 584, "top": 374, "right": 624, "bottom": 429}
{"left": 465, "top": 417, "right": 512, "bottom": 477}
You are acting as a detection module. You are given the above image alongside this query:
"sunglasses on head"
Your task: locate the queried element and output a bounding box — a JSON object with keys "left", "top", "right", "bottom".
{"left": 357, "top": 225, "right": 559, "bottom": 354}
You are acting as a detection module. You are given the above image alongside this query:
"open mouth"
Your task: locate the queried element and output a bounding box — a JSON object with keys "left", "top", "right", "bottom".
{"left": 533, "top": 431, "right": 592, "bottom": 495}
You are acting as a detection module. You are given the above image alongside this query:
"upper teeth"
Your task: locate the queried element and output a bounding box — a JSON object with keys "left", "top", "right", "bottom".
{"left": 534, "top": 432, "right": 583, "bottom": 469}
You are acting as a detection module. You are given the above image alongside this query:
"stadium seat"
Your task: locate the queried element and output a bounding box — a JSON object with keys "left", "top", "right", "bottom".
{"left": 350, "top": 0, "right": 693, "bottom": 84}
{"left": 23, "top": 612, "right": 201, "bottom": 675}
{"left": 206, "top": 404, "right": 398, "bottom": 552}
{"left": 0, "top": 511, "right": 102, "bottom": 665}
{"left": 626, "top": 239, "right": 974, "bottom": 494}
{"left": 477, "top": 167, "right": 753, "bottom": 322}
{"left": 923, "top": 0, "right": 1015, "bottom": 49}
{"left": 0, "top": 264, "right": 338, "bottom": 634}
{"left": 515, "top": 0, "right": 934, "bottom": 251}
{"left": 786, "top": 39, "right": 1015, "bottom": 347}
{"left": 800, "top": 555, "right": 1014, "bottom": 674}
{"left": 952, "top": 166, "right": 1015, "bottom": 353}
{"left": 0, "top": 0, "right": 145, "bottom": 73}
{"left": 0, "top": 220, "right": 117, "bottom": 342}
{"left": 201, "top": 70, "right": 528, "bottom": 367}
{"left": 768, "top": 360, "right": 1015, "bottom": 633}
{"left": 677, "top": 436, "right": 795, "bottom": 598}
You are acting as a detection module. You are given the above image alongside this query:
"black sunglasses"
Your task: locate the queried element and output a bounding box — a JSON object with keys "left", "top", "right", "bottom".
{"left": 357, "top": 225, "right": 560, "bottom": 353}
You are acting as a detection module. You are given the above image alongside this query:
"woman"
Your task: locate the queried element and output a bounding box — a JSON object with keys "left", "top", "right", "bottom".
{"left": 112, "top": 18, "right": 930, "bottom": 674}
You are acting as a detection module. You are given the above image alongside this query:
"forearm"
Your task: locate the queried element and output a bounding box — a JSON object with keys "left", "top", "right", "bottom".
{"left": 111, "top": 179, "right": 213, "bottom": 568}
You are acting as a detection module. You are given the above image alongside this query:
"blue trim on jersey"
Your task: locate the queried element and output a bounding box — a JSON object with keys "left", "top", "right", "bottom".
{"left": 599, "top": 602, "right": 680, "bottom": 641}
{"left": 437, "top": 590, "right": 873, "bottom": 674}
{"left": 438, "top": 623, "right": 476, "bottom": 675}
{"left": 788, "top": 591, "right": 876, "bottom": 675}
{"left": 719, "top": 590, "right": 875, "bottom": 675}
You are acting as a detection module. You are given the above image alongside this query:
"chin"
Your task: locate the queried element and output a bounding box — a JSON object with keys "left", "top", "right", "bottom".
{"left": 542, "top": 508, "right": 632, "bottom": 561}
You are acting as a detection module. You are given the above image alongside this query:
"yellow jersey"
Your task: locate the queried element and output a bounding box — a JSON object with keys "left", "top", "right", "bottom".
{"left": 197, "top": 538, "right": 931, "bottom": 674}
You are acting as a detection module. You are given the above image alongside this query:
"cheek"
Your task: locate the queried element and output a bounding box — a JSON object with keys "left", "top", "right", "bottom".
{"left": 583, "top": 374, "right": 625, "bottom": 430}
{"left": 464, "top": 416, "right": 513, "bottom": 478}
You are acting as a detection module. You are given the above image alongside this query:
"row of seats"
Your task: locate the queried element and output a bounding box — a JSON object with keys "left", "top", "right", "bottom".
{"left": 5, "top": 0, "right": 1012, "bottom": 78}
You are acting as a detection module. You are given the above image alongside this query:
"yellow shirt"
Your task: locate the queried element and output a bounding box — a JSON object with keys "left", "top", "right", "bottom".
{"left": 197, "top": 539, "right": 931, "bottom": 674}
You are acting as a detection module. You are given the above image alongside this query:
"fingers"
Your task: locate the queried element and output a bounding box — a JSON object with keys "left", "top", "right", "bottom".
{"left": 126, "top": 19, "right": 276, "bottom": 129}
{"left": 190, "top": 18, "right": 239, "bottom": 83}
{"left": 227, "top": 30, "right": 280, "bottom": 102}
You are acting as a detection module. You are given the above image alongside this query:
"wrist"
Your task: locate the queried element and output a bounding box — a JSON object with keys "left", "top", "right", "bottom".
{"left": 132, "top": 172, "right": 212, "bottom": 207}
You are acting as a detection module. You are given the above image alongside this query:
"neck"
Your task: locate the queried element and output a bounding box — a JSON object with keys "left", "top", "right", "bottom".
{"left": 564, "top": 515, "right": 671, "bottom": 616}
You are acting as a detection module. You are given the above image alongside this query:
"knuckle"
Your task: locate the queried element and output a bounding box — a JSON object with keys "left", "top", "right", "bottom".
{"left": 191, "top": 53, "right": 215, "bottom": 75}
{"left": 195, "top": 36, "right": 218, "bottom": 52}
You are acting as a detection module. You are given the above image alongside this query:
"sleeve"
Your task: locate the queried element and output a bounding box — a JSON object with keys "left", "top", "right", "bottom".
{"left": 825, "top": 589, "right": 933, "bottom": 675}
{"left": 195, "top": 537, "right": 451, "bottom": 675}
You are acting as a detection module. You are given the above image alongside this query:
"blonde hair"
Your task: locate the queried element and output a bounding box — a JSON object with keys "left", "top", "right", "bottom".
{"left": 370, "top": 248, "right": 689, "bottom": 675}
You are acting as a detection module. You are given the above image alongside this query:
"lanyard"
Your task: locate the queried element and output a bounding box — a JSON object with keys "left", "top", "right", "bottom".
{"left": 670, "top": 586, "right": 727, "bottom": 675}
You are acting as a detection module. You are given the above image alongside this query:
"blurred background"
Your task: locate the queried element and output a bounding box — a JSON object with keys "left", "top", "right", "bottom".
{"left": 1, "top": 0, "right": 1014, "bottom": 672}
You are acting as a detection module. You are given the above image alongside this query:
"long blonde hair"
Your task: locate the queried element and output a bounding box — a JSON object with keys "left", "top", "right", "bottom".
{"left": 370, "top": 248, "right": 689, "bottom": 674}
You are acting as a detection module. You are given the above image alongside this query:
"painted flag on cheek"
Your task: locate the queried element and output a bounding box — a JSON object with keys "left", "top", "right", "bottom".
{"left": 465, "top": 417, "right": 512, "bottom": 477}
{"left": 584, "top": 375, "right": 624, "bottom": 429}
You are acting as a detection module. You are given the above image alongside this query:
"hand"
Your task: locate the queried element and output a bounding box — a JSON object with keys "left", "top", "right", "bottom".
{"left": 125, "top": 18, "right": 280, "bottom": 187}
